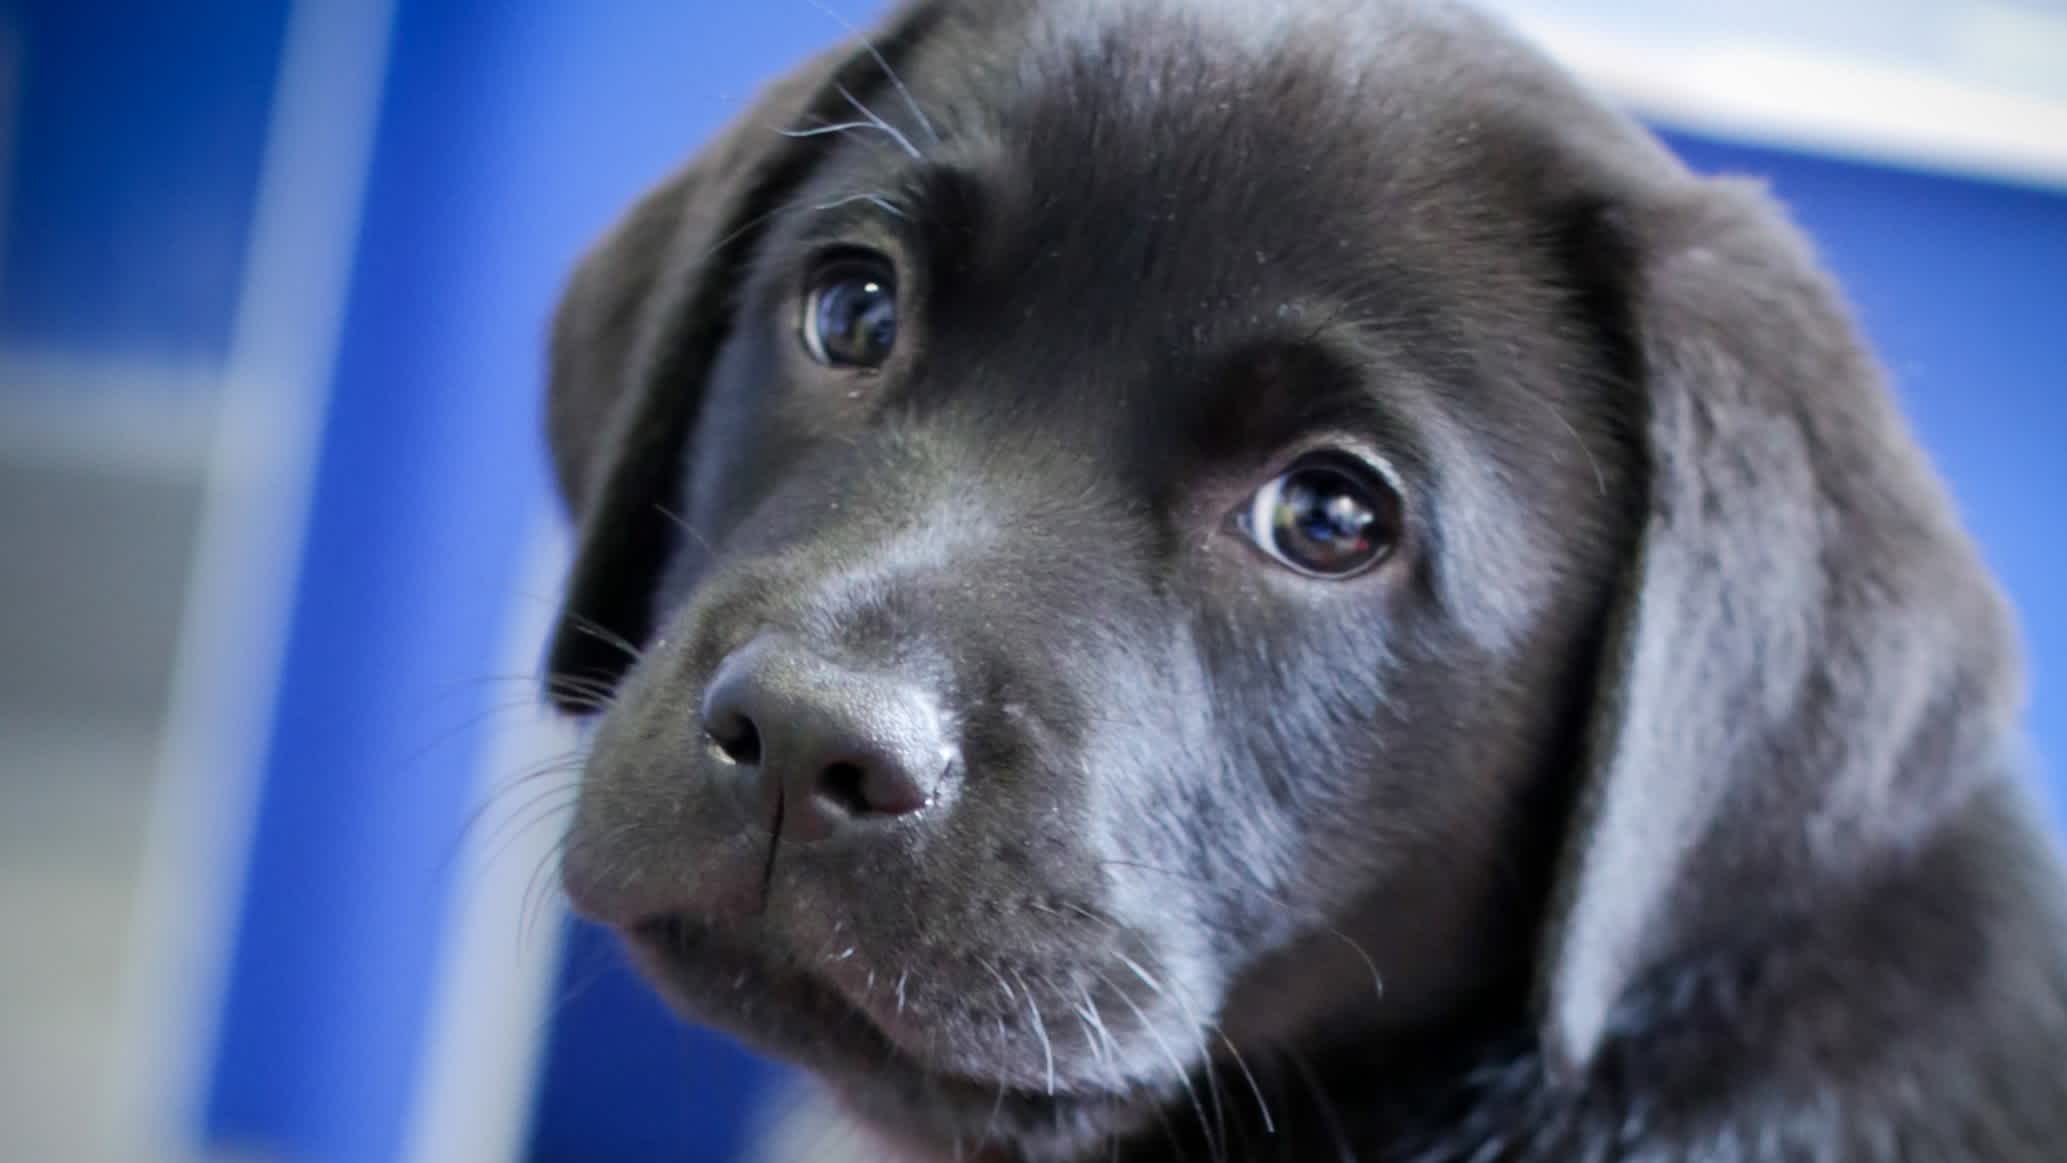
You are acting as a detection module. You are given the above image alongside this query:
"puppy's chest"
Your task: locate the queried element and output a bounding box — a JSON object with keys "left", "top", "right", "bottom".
{"left": 1103, "top": 1048, "right": 1588, "bottom": 1163}
{"left": 1113, "top": 1042, "right": 1840, "bottom": 1163}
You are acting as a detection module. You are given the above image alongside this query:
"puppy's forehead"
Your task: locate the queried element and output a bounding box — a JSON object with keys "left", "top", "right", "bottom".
{"left": 876, "top": 0, "right": 1566, "bottom": 251}
{"left": 1005, "top": 0, "right": 1378, "bottom": 147}
{"left": 879, "top": 0, "right": 1667, "bottom": 212}
{"left": 865, "top": 14, "right": 1342, "bottom": 271}
{"left": 1028, "top": 0, "right": 1354, "bottom": 75}
{"left": 1019, "top": 0, "right": 1491, "bottom": 77}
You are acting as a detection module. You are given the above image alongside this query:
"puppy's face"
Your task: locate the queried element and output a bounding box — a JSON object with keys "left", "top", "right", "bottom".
{"left": 554, "top": 3, "right": 1711, "bottom": 1158}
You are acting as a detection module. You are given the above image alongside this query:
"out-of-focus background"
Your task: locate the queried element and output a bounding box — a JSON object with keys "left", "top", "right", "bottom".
{"left": 0, "top": 1, "right": 2061, "bottom": 1161}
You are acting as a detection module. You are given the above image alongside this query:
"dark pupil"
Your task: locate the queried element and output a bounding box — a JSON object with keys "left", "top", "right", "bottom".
{"left": 1274, "top": 469, "right": 1380, "bottom": 571}
{"left": 817, "top": 275, "right": 896, "bottom": 365}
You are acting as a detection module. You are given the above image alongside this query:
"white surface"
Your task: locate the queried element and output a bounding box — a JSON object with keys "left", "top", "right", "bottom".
{"left": 1486, "top": 0, "right": 2067, "bottom": 189}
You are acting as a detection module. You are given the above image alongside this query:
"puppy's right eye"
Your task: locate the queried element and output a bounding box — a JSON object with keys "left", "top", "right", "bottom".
{"left": 1238, "top": 451, "right": 1402, "bottom": 578}
{"left": 801, "top": 252, "right": 898, "bottom": 369}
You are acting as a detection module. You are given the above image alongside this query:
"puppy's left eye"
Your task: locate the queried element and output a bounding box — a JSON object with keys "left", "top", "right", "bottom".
{"left": 1240, "top": 451, "right": 1402, "bottom": 578}
{"left": 802, "top": 253, "right": 898, "bottom": 369}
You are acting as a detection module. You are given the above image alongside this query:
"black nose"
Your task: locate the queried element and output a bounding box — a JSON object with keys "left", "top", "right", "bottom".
{"left": 699, "top": 636, "right": 951, "bottom": 843}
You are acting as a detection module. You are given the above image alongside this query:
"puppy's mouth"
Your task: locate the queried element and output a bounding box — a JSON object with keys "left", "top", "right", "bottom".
{"left": 628, "top": 908, "right": 947, "bottom": 1043}
{"left": 626, "top": 913, "right": 894, "bottom": 1054}
{"left": 619, "top": 910, "right": 1169, "bottom": 1154}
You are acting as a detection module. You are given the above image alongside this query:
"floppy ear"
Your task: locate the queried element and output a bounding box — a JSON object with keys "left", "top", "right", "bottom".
{"left": 1536, "top": 178, "right": 2023, "bottom": 1076}
{"left": 542, "top": 5, "right": 941, "bottom": 707}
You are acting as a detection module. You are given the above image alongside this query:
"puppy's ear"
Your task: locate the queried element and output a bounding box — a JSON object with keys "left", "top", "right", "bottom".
{"left": 542, "top": 7, "right": 939, "bottom": 706}
{"left": 1537, "top": 178, "right": 2022, "bottom": 1075}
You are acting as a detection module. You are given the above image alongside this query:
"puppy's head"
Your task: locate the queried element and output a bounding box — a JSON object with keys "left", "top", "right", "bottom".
{"left": 546, "top": 1, "right": 2019, "bottom": 1157}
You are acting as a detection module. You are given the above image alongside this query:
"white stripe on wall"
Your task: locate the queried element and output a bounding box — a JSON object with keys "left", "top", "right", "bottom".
{"left": 105, "top": 0, "right": 398, "bottom": 1156}
{"left": 400, "top": 519, "right": 583, "bottom": 1163}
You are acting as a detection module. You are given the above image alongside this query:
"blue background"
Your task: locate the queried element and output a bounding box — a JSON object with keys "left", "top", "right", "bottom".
{"left": 2, "top": 0, "right": 287, "bottom": 363}
{"left": 5, "top": 2, "right": 2063, "bottom": 1161}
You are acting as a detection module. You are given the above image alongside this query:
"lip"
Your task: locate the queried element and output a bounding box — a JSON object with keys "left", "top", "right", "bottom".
{"left": 624, "top": 912, "right": 943, "bottom": 1065}
{"left": 623, "top": 913, "right": 909, "bottom": 1072}
{"left": 619, "top": 913, "right": 1137, "bottom": 1116}
{"left": 624, "top": 911, "right": 989, "bottom": 1071}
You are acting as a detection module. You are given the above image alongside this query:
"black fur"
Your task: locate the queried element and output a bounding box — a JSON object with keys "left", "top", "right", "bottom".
{"left": 542, "top": 2, "right": 2067, "bottom": 1159}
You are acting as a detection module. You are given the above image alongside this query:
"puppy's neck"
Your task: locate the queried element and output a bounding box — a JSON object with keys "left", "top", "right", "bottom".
{"left": 1129, "top": 777, "right": 2067, "bottom": 1163}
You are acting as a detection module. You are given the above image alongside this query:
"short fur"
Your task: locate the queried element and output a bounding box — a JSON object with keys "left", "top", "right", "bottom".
{"left": 542, "top": 2, "right": 2067, "bottom": 1159}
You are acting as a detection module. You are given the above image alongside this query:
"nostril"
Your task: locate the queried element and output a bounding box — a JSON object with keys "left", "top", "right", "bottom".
{"left": 815, "top": 757, "right": 931, "bottom": 819}
{"left": 818, "top": 761, "right": 873, "bottom": 816}
{"left": 705, "top": 711, "right": 763, "bottom": 766}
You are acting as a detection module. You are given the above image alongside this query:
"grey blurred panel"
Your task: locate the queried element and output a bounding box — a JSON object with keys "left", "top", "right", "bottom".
{"left": 0, "top": 455, "right": 205, "bottom": 722}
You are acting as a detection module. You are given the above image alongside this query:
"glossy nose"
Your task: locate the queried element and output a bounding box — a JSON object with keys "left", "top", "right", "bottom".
{"left": 699, "top": 636, "right": 950, "bottom": 843}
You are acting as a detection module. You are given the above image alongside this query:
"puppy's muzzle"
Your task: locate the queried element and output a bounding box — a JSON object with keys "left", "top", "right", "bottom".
{"left": 700, "top": 633, "right": 954, "bottom": 845}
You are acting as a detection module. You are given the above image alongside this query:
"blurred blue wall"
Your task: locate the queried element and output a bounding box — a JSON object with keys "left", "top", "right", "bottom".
{"left": 5, "top": 3, "right": 2063, "bottom": 1162}
{"left": 1, "top": 0, "right": 286, "bottom": 366}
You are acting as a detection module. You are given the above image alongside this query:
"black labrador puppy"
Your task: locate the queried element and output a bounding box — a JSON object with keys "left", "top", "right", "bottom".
{"left": 542, "top": 1, "right": 2067, "bottom": 1159}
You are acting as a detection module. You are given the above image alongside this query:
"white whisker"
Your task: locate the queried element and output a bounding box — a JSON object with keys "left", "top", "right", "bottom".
{"left": 834, "top": 83, "right": 923, "bottom": 160}
{"left": 1013, "top": 968, "right": 1057, "bottom": 1096}
{"left": 801, "top": 0, "right": 942, "bottom": 144}
{"left": 812, "top": 192, "right": 910, "bottom": 219}
{"left": 1116, "top": 952, "right": 1228, "bottom": 1159}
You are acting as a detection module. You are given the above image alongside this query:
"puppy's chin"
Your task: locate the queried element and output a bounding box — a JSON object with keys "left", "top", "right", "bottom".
{"left": 619, "top": 917, "right": 1163, "bottom": 1161}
